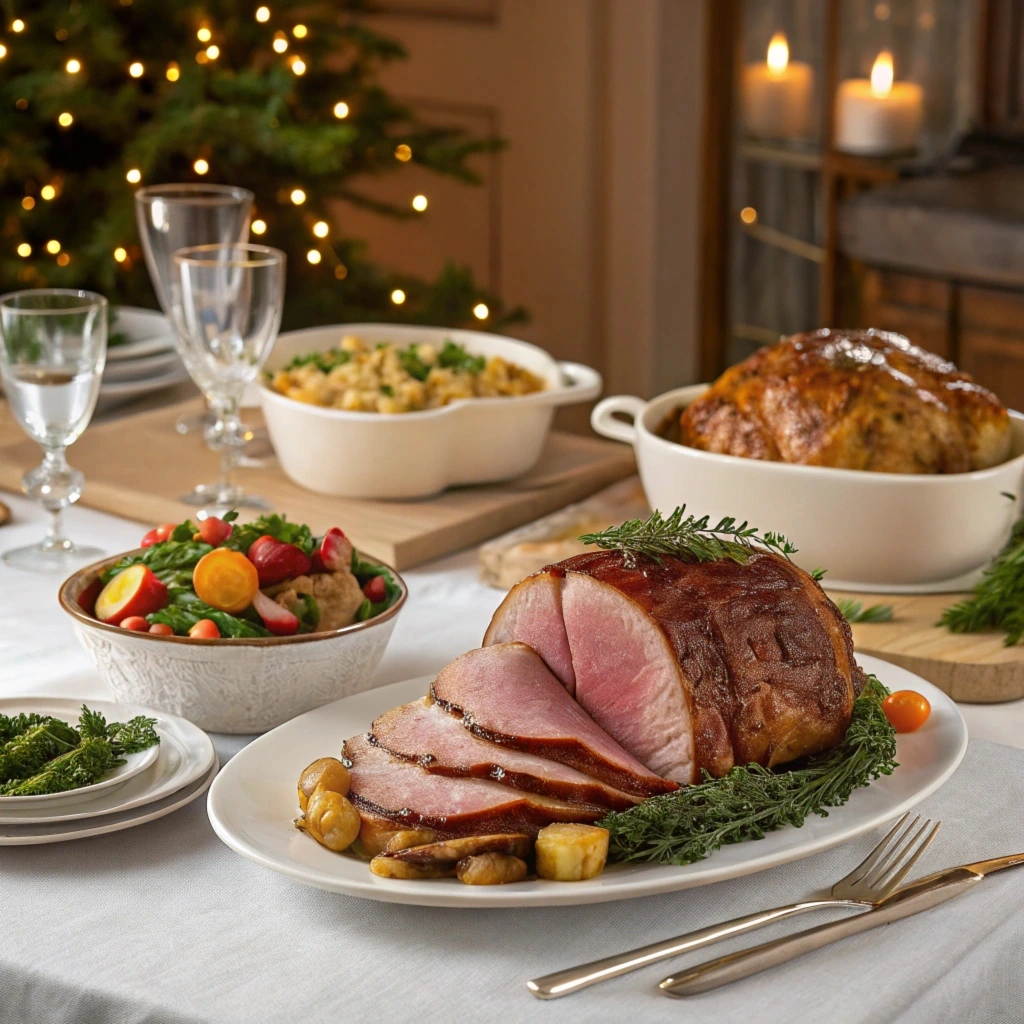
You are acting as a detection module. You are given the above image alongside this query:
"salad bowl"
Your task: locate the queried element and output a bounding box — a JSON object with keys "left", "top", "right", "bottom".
{"left": 59, "top": 551, "right": 407, "bottom": 733}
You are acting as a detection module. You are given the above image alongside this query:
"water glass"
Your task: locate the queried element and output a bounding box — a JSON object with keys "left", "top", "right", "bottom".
{"left": 0, "top": 289, "right": 107, "bottom": 573}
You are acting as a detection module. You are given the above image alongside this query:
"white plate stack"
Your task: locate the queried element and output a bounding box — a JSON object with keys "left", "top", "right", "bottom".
{"left": 100, "top": 307, "right": 190, "bottom": 411}
{"left": 0, "top": 698, "right": 217, "bottom": 845}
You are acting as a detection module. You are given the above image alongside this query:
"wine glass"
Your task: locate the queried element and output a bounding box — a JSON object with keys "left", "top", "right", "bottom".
{"left": 0, "top": 289, "right": 107, "bottom": 573}
{"left": 170, "top": 243, "right": 285, "bottom": 512}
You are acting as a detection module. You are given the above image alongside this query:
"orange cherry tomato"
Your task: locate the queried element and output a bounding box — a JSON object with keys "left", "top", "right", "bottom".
{"left": 188, "top": 618, "right": 222, "bottom": 640}
{"left": 192, "top": 548, "right": 259, "bottom": 614}
{"left": 882, "top": 690, "right": 931, "bottom": 733}
{"left": 148, "top": 623, "right": 174, "bottom": 636}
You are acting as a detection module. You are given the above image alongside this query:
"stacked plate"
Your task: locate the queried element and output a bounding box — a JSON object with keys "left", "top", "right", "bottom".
{"left": 100, "top": 306, "right": 190, "bottom": 411}
{"left": 0, "top": 697, "right": 217, "bottom": 845}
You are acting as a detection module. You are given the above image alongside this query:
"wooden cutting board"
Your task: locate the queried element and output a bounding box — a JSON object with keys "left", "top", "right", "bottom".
{"left": 0, "top": 398, "right": 635, "bottom": 570}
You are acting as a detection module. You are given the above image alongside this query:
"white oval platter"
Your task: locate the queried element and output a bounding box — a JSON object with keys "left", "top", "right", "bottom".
{"left": 207, "top": 654, "right": 968, "bottom": 908}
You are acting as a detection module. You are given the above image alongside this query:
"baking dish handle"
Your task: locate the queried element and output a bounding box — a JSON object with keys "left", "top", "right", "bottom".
{"left": 591, "top": 395, "right": 645, "bottom": 444}
{"left": 552, "top": 361, "right": 603, "bottom": 405}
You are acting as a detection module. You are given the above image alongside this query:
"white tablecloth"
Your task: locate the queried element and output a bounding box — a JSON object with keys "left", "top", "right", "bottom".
{"left": 1, "top": 493, "right": 1023, "bottom": 1024}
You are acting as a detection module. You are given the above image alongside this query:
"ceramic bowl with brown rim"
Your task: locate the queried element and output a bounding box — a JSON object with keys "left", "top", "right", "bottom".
{"left": 59, "top": 551, "right": 408, "bottom": 733}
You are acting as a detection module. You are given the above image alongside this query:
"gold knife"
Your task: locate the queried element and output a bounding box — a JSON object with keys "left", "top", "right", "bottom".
{"left": 660, "top": 854, "right": 1024, "bottom": 997}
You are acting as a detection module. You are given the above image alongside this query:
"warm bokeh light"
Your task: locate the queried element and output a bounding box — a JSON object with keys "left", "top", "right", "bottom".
{"left": 395, "top": 144, "right": 412, "bottom": 162}
{"left": 291, "top": 57, "right": 306, "bottom": 75}
{"left": 11, "top": 19, "right": 24, "bottom": 32}
{"left": 255, "top": 6, "right": 270, "bottom": 22}
{"left": 17, "top": 243, "right": 31, "bottom": 257}
{"left": 15, "top": 98, "right": 28, "bottom": 109}
{"left": 0, "top": 44, "right": 7, "bottom": 59}
{"left": 411, "top": 194, "right": 428, "bottom": 212}
{"left": 473, "top": 303, "right": 489, "bottom": 320}
{"left": 166, "top": 62, "right": 180, "bottom": 81}
{"left": 871, "top": 50, "right": 894, "bottom": 96}
{"left": 56, "top": 252, "right": 70, "bottom": 266}
{"left": 306, "top": 249, "right": 321, "bottom": 264}
{"left": 194, "top": 158, "right": 209, "bottom": 175}
{"left": 114, "top": 247, "right": 128, "bottom": 262}
{"left": 251, "top": 219, "right": 267, "bottom": 235}
{"left": 197, "top": 27, "right": 212, "bottom": 42}
{"left": 126, "top": 168, "right": 142, "bottom": 184}
{"left": 21, "top": 196, "right": 34, "bottom": 210}
{"left": 55, "top": 28, "right": 68, "bottom": 40}
{"left": 58, "top": 112, "right": 73, "bottom": 127}
{"left": 41, "top": 185, "right": 56, "bottom": 200}
{"left": 313, "top": 220, "right": 328, "bottom": 238}
{"left": 333, "top": 101, "right": 349, "bottom": 119}
{"left": 334, "top": 265, "right": 348, "bottom": 280}
{"left": 46, "top": 239, "right": 61, "bottom": 254}
{"left": 740, "top": 206, "right": 758, "bottom": 224}
{"left": 206, "top": 45, "right": 220, "bottom": 60}
{"left": 195, "top": 50, "right": 209, "bottom": 64}
{"left": 290, "top": 188, "right": 306, "bottom": 205}
{"left": 391, "top": 289, "right": 406, "bottom": 305}
{"left": 272, "top": 33, "right": 288, "bottom": 53}
{"left": 767, "top": 32, "right": 789, "bottom": 76}
{"left": 129, "top": 61, "right": 144, "bottom": 77}
{"left": 293, "top": 24, "right": 307, "bottom": 38}
{"left": 66, "top": 58, "right": 81, "bottom": 73}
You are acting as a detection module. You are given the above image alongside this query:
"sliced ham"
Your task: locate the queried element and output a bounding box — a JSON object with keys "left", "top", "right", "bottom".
{"left": 370, "top": 699, "right": 640, "bottom": 812}
{"left": 485, "top": 550, "right": 863, "bottom": 783}
{"left": 343, "top": 733, "right": 602, "bottom": 838}
{"left": 429, "top": 643, "right": 676, "bottom": 798}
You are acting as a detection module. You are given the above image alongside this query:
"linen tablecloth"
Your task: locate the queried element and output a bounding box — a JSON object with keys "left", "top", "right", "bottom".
{"left": 1, "top": 494, "right": 1023, "bottom": 1024}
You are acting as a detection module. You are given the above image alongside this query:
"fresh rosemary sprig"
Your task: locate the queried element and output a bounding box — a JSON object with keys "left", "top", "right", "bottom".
{"left": 939, "top": 518, "right": 1024, "bottom": 645}
{"left": 835, "top": 598, "right": 895, "bottom": 624}
{"left": 579, "top": 506, "right": 798, "bottom": 570}
{"left": 599, "top": 676, "right": 897, "bottom": 865}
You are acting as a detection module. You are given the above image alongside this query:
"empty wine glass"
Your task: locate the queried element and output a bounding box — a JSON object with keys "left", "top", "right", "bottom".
{"left": 0, "top": 289, "right": 107, "bottom": 573}
{"left": 170, "top": 243, "right": 285, "bottom": 512}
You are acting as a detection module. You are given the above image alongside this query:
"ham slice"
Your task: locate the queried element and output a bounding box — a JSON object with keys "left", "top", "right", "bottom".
{"left": 343, "top": 733, "right": 603, "bottom": 838}
{"left": 485, "top": 550, "right": 862, "bottom": 783}
{"left": 370, "top": 699, "right": 640, "bottom": 811}
{"left": 429, "top": 643, "right": 676, "bottom": 798}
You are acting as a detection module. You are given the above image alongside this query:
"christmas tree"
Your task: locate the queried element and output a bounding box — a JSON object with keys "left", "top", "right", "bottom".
{"left": 0, "top": 0, "right": 524, "bottom": 331}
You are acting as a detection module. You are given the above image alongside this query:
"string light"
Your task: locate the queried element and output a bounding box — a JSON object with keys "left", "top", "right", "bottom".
{"left": 312, "top": 221, "right": 328, "bottom": 238}
{"left": 306, "top": 249, "right": 321, "bottom": 264}
{"left": 196, "top": 50, "right": 209, "bottom": 64}
{"left": 46, "top": 240, "right": 61, "bottom": 254}
{"left": 21, "top": 196, "right": 34, "bottom": 210}
{"left": 56, "top": 253, "right": 70, "bottom": 266}
{"left": 17, "top": 243, "right": 31, "bottom": 257}
{"left": 473, "top": 303, "right": 489, "bottom": 320}
{"left": 166, "top": 62, "right": 180, "bottom": 81}
{"left": 129, "top": 62, "right": 144, "bottom": 77}
{"left": 40, "top": 185, "right": 56, "bottom": 200}
{"left": 251, "top": 219, "right": 267, "bottom": 235}
{"left": 58, "top": 112, "right": 73, "bottom": 127}
{"left": 126, "top": 168, "right": 141, "bottom": 184}
{"left": 391, "top": 289, "right": 406, "bottom": 305}
{"left": 197, "top": 27, "right": 212, "bottom": 42}
{"left": 206, "top": 44, "right": 220, "bottom": 59}
{"left": 113, "top": 247, "right": 128, "bottom": 263}
{"left": 740, "top": 206, "right": 757, "bottom": 224}
{"left": 290, "top": 57, "right": 306, "bottom": 75}
{"left": 0, "top": 44, "right": 6, "bottom": 59}
{"left": 334, "top": 265, "right": 348, "bottom": 280}
{"left": 66, "top": 58, "right": 81, "bottom": 73}
{"left": 272, "top": 33, "right": 288, "bottom": 52}
{"left": 333, "top": 101, "right": 349, "bottom": 119}
{"left": 293, "top": 24, "right": 308, "bottom": 37}
{"left": 11, "top": 19, "right": 25, "bottom": 32}
{"left": 194, "top": 158, "right": 209, "bottom": 175}
{"left": 395, "top": 144, "right": 412, "bottom": 162}
{"left": 290, "top": 188, "right": 306, "bottom": 205}
{"left": 411, "top": 194, "right": 428, "bottom": 212}
{"left": 255, "top": 6, "right": 271, "bottom": 22}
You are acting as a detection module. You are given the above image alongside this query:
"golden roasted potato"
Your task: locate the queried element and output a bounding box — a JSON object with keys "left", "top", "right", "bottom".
{"left": 535, "top": 823, "right": 609, "bottom": 881}
{"left": 301, "top": 790, "right": 361, "bottom": 852}
{"left": 456, "top": 853, "right": 528, "bottom": 886}
{"left": 356, "top": 816, "right": 401, "bottom": 858}
{"left": 369, "top": 855, "right": 454, "bottom": 880}
{"left": 297, "top": 756, "right": 351, "bottom": 811}
{"left": 385, "top": 829, "right": 438, "bottom": 853}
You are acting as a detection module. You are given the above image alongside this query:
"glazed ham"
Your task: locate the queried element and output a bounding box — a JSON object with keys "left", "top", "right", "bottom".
{"left": 371, "top": 698, "right": 640, "bottom": 811}
{"left": 429, "top": 643, "right": 676, "bottom": 798}
{"left": 485, "top": 550, "right": 863, "bottom": 783}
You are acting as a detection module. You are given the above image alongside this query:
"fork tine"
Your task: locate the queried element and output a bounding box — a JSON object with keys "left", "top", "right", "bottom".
{"left": 873, "top": 819, "right": 941, "bottom": 895}
{"left": 842, "top": 813, "right": 912, "bottom": 886}
{"left": 862, "top": 815, "right": 922, "bottom": 886}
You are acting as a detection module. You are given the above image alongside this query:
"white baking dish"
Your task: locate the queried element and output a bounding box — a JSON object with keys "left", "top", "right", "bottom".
{"left": 592, "top": 384, "right": 1024, "bottom": 591}
{"left": 260, "top": 324, "right": 602, "bottom": 499}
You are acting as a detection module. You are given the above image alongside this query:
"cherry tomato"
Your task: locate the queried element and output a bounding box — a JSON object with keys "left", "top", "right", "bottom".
{"left": 140, "top": 528, "right": 160, "bottom": 549}
{"left": 148, "top": 623, "right": 174, "bottom": 636}
{"left": 362, "top": 575, "right": 387, "bottom": 603}
{"left": 198, "top": 516, "right": 233, "bottom": 547}
{"left": 188, "top": 618, "right": 221, "bottom": 640}
{"left": 193, "top": 548, "right": 259, "bottom": 613}
{"left": 119, "top": 615, "right": 151, "bottom": 632}
{"left": 141, "top": 522, "right": 178, "bottom": 548}
{"left": 882, "top": 690, "right": 931, "bottom": 733}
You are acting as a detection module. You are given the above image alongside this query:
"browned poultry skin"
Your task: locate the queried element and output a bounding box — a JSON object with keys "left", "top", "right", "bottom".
{"left": 556, "top": 550, "right": 863, "bottom": 777}
{"left": 679, "top": 328, "right": 1011, "bottom": 473}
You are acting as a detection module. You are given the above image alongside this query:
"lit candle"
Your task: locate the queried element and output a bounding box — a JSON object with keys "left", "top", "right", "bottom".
{"left": 742, "top": 33, "right": 814, "bottom": 141}
{"left": 834, "top": 51, "right": 923, "bottom": 155}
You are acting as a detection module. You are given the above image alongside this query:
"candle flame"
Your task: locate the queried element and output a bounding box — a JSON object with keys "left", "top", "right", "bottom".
{"left": 871, "top": 50, "right": 894, "bottom": 97}
{"left": 767, "top": 32, "right": 789, "bottom": 75}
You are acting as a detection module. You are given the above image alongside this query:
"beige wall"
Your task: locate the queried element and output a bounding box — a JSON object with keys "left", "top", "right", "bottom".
{"left": 344, "top": 0, "right": 708, "bottom": 409}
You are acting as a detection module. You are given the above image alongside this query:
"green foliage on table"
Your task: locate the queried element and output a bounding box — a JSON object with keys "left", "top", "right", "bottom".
{"left": 0, "top": 1, "right": 526, "bottom": 332}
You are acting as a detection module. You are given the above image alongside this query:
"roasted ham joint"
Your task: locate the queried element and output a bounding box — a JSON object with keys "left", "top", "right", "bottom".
{"left": 300, "top": 542, "right": 866, "bottom": 881}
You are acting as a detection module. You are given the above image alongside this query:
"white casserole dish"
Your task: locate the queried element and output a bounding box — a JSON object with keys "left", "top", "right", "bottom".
{"left": 260, "top": 324, "right": 602, "bottom": 499}
{"left": 592, "top": 384, "right": 1024, "bottom": 591}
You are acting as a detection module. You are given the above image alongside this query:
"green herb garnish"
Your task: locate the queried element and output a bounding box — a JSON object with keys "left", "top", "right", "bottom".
{"left": 0, "top": 721, "right": 80, "bottom": 783}
{"left": 224, "top": 513, "right": 315, "bottom": 557}
{"left": 283, "top": 348, "right": 351, "bottom": 373}
{"left": 600, "top": 676, "right": 897, "bottom": 865}
{"left": 0, "top": 713, "right": 55, "bottom": 746}
{"left": 437, "top": 339, "right": 485, "bottom": 375}
{"left": 836, "top": 598, "right": 895, "bottom": 624}
{"left": 398, "top": 347, "right": 431, "bottom": 382}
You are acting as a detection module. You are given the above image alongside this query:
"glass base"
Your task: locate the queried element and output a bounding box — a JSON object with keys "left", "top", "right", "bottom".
{"left": 2, "top": 540, "right": 105, "bottom": 574}
{"left": 179, "top": 483, "right": 271, "bottom": 512}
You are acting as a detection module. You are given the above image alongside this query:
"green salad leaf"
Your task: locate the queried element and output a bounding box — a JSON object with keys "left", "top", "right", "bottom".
{"left": 224, "top": 514, "right": 316, "bottom": 557}
{"left": 147, "top": 595, "right": 272, "bottom": 638}
{"left": 101, "top": 539, "right": 213, "bottom": 584}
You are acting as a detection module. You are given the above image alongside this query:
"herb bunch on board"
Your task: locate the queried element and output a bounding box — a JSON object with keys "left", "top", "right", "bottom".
{"left": 599, "top": 676, "right": 898, "bottom": 865}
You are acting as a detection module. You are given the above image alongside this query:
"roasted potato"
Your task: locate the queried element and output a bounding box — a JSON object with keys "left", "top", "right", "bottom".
{"left": 299, "top": 789, "right": 361, "bottom": 852}
{"left": 456, "top": 853, "right": 528, "bottom": 886}
{"left": 297, "top": 756, "right": 351, "bottom": 811}
{"left": 385, "top": 829, "right": 438, "bottom": 853}
{"left": 369, "top": 855, "right": 454, "bottom": 880}
{"left": 535, "top": 823, "right": 609, "bottom": 881}
{"left": 382, "top": 833, "right": 532, "bottom": 871}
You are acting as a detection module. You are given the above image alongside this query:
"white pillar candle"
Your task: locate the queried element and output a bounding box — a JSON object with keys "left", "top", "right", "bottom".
{"left": 742, "top": 33, "right": 814, "bottom": 141}
{"left": 835, "top": 50, "right": 923, "bottom": 155}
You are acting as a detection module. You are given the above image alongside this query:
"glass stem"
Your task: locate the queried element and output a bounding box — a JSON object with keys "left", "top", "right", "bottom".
{"left": 40, "top": 448, "right": 72, "bottom": 553}
{"left": 212, "top": 398, "right": 243, "bottom": 505}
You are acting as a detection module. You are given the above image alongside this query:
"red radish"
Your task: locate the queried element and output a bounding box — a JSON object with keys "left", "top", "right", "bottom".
{"left": 77, "top": 578, "right": 102, "bottom": 616}
{"left": 188, "top": 618, "right": 221, "bottom": 639}
{"left": 362, "top": 575, "right": 387, "bottom": 603}
{"left": 141, "top": 528, "right": 160, "bottom": 549}
{"left": 197, "top": 516, "right": 233, "bottom": 547}
{"left": 148, "top": 623, "right": 174, "bottom": 636}
{"left": 251, "top": 590, "right": 299, "bottom": 636}
{"left": 141, "top": 522, "right": 177, "bottom": 548}
{"left": 247, "top": 539, "right": 311, "bottom": 586}
{"left": 314, "top": 527, "right": 353, "bottom": 573}
{"left": 119, "top": 616, "right": 150, "bottom": 632}
{"left": 94, "top": 565, "right": 168, "bottom": 625}
{"left": 247, "top": 534, "right": 276, "bottom": 559}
